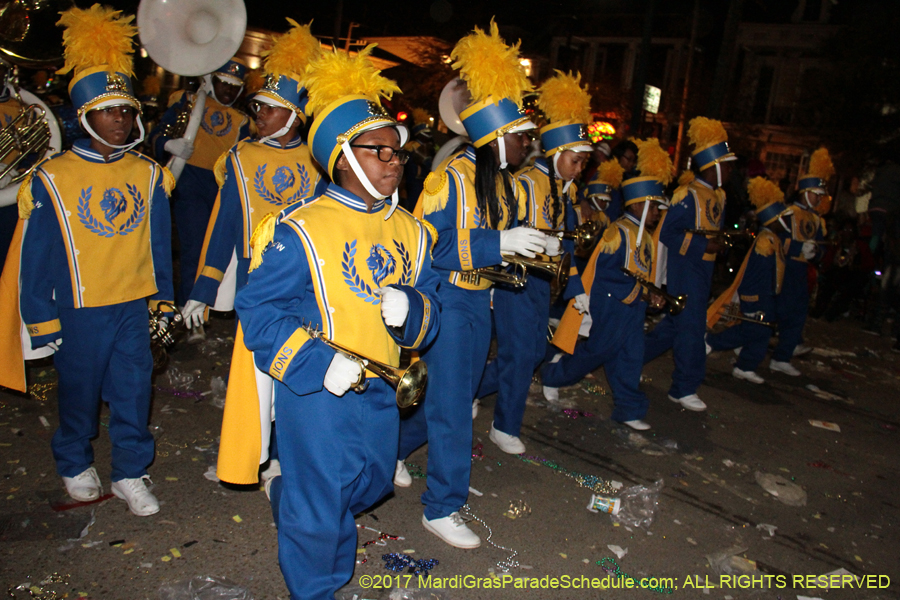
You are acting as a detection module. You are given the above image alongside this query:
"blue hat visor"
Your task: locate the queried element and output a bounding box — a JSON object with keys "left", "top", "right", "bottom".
{"left": 70, "top": 68, "right": 140, "bottom": 115}
{"left": 540, "top": 122, "right": 591, "bottom": 156}
{"left": 692, "top": 141, "right": 736, "bottom": 171}
{"left": 587, "top": 181, "right": 612, "bottom": 199}
{"left": 797, "top": 176, "right": 826, "bottom": 194}
{"left": 214, "top": 59, "right": 248, "bottom": 86}
{"left": 460, "top": 96, "right": 531, "bottom": 148}
{"left": 622, "top": 176, "right": 667, "bottom": 206}
{"left": 757, "top": 201, "right": 788, "bottom": 225}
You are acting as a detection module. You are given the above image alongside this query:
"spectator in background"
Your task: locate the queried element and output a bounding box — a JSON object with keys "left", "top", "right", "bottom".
{"left": 812, "top": 218, "right": 874, "bottom": 322}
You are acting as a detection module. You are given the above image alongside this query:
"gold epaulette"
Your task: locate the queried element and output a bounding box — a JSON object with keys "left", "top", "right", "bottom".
{"left": 677, "top": 170, "right": 695, "bottom": 187}
{"left": 214, "top": 151, "right": 230, "bottom": 188}
{"left": 755, "top": 232, "right": 777, "bottom": 257}
{"left": 17, "top": 170, "right": 35, "bottom": 220}
{"left": 422, "top": 171, "right": 449, "bottom": 215}
{"left": 597, "top": 223, "right": 622, "bottom": 254}
{"left": 248, "top": 212, "right": 277, "bottom": 272}
{"left": 670, "top": 183, "right": 691, "bottom": 205}
{"left": 161, "top": 166, "right": 176, "bottom": 196}
{"left": 421, "top": 219, "right": 438, "bottom": 252}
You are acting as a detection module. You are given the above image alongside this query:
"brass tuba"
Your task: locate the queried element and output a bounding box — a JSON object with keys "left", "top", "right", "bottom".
{"left": 620, "top": 266, "right": 686, "bottom": 315}
{"left": 537, "top": 220, "right": 604, "bottom": 257}
{"left": 300, "top": 322, "right": 428, "bottom": 409}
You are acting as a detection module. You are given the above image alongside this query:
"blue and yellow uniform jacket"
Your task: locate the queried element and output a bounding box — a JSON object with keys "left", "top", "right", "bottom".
{"left": 517, "top": 158, "right": 584, "bottom": 297}
{"left": 217, "top": 184, "right": 441, "bottom": 483}
{"left": 780, "top": 202, "right": 825, "bottom": 264}
{"left": 190, "top": 136, "right": 327, "bottom": 308}
{"left": 18, "top": 138, "right": 174, "bottom": 348}
{"left": 152, "top": 91, "right": 250, "bottom": 171}
{"left": 418, "top": 145, "right": 524, "bottom": 290}
{"left": 553, "top": 213, "right": 654, "bottom": 353}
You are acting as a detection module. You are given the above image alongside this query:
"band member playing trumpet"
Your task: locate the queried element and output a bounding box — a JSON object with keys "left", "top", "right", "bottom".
{"left": 220, "top": 45, "right": 441, "bottom": 600}
{"left": 545, "top": 139, "right": 672, "bottom": 430}
{"left": 397, "top": 21, "right": 547, "bottom": 549}
{"left": 643, "top": 117, "right": 736, "bottom": 412}
{"left": 4, "top": 5, "right": 173, "bottom": 515}
{"left": 151, "top": 57, "right": 250, "bottom": 321}
{"left": 476, "top": 70, "right": 590, "bottom": 450}
{"left": 706, "top": 177, "right": 787, "bottom": 383}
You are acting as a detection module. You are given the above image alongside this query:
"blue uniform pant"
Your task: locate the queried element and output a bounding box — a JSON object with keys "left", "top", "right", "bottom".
{"left": 273, "top": 378, "right": 397, "bottom": 600}
{"left": 543, "top": 294, "right": 649, "bottom": 422}
{"left": 52, "top": 300, "right": 154, "bottom": 481}
{"left": 398, "top": 284, "right": 491, "bottom": 520}
{"left": 644, "top": 261, "right": 713, "bottom": 398}
{"left": 772, "top": 261, "right": 808, "bottom": 362}
{"left": 707, "top": 300, "right": 774, "bottom": 372}
{"left": 477, "top": 277, "right": 550, "bottom": 436}
{"left": 172, "top": 165, "right": 217, "bottom": 306}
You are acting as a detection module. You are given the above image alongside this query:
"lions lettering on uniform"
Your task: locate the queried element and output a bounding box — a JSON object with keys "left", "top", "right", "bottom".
{"left": 77, "top": 184, "right": 146, "bottom": 238}
{"left": 253, "top": 163, "right": 313, "bottom": 206}
{"left": 201, "top": 108, "right": 233, "bottom": 137}
{"left": 271, "top": 345, "right": 294, "bottom": 378}
{"left": 342, "top": 239, "right": 413, "bottom": 303}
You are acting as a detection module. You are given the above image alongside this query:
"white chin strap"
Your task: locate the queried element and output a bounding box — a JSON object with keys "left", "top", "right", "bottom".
{"left": 258, "top": 110, "right": 297, "bottom": 145}
{"left": 552, "top": 153, "right": 574, "bottom": 194}
{"left": 497, "top": 136, "right": 509, "bottom": 170}
{"left": 340, "top": 139, "right": 399, "bottom": 220}
{"left": 715, "top": 162, "right": 723, "bottom": 187}
{"left": 209, "top": 79, "right": 243, "bottom": 108}
{"left": 636, "top": 201, "right": 650, "bottom": 249}
{"left": 80, "top": 113, "right": 145, "bottom": 153}
{"left": 778, "top": 216, "right": 789, "bottom": 231}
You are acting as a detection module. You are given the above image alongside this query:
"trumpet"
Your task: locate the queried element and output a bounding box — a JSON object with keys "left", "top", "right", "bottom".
{"left": 684, "top": 228, "right": 752, "bottom": 249}
{"left": 718, "top": 304, "right": 776, "bottom": 328}
{"left": 300, "top": 322, "right": 427, "bottom": 409}
{"left": 458, "top": 253, "right": 571, "bottom": 301}
{"left": 619, "top": 267, "right": 687, "bottom": 315}
{"left": 0, "top": 104, "right": 52, "bottom": 183}
{"left": 149, "top": 302, "right": 184, "bottom": 370}
{"left": 537, "top": 220, "right": 604, "bottom": 256}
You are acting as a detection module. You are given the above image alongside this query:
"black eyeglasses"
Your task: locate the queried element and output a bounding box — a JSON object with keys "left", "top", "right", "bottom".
{"left": 350, "top": 144, "right": 410, "bottom": 165}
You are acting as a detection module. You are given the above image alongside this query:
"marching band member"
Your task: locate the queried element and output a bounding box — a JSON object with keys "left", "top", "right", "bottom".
{"left": 477, "top": 70, "right": 590, "bottom": 446}
{"left": 181, "top": 20, "right": 326, "bottom": 331}
{"left": 151, "top": 57, "right": 250, "bottom": 319}
{"left": 769, "top": 148, "right": 833, "bottom": 376}
{"left": 579, "top": 148, "right": 620, "bottom": 228}
{"left": 396, "top": 20, "right": 546, "bottom": 548}
{"left": 605, "top": 139, "right": 638, "bottom": 221}
{"left": 643, "top": 117, "right": 735, "bottom": 412}
{"left": 2, "top": 5, "right": 173, "bottom": 515}
{"left": 218, "top": 44, "right": 441, "bottom": 600}
{"left": 545, "top": 139, "right": 673, "bottom": 430}
{"left": 706, "top": 177, "right": 787, "bottom": 383}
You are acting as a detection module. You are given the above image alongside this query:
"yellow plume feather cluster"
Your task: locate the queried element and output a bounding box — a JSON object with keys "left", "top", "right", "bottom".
{"left": 263, "top": 19, "right": 322, "bottom": 82}
{"left": 597, "top": 159, "right": 624, "bottom": 188}
{"left": 687, "top": 116, "right": 728, "bottom": 150}
{"left": 450, "top": 19, "right": 531, "bottom": 107}
{"left": 304, "top": 45, "right": 401, "bottom": 117}
{"left": 244, "top": 70, "right": 266, "bottom": 95}
{"left": 747, "top": 176, "right": 783, "bottom": 212}
{"left": 635, "top": 138, "right": 674, "bottom": 186}
{"left": 678, "top": 170, "right": 695, "bottom": 187}
{"left": 140, "top": 75, "right": 160, "bottom": 97}
{"left": 807, "top": 147, "right": 835, "bottom": 181}
{"left": 537, "top": 71, "right": 592, "bottom": 124}
{"left": 412, "top": 107, "right": 431, "bottom": 126}
{"left": 57, "top": 5, "right": 136, "bottom": 77}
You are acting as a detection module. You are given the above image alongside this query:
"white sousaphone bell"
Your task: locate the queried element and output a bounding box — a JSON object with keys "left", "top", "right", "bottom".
{"left": 137, "top": 0, "right": 247, "bottom": 180}
{"left": 432, "top": 77, "right": 471, "bottom": 171}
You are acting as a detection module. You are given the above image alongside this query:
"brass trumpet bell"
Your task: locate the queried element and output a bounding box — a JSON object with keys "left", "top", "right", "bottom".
{"left": 538, "top": 220, "right": 603, "bottom": 257}
{"left": 717, "top": 305, "right": 776, "bottom": 328}
{"left": 620, "top": 267, "right": 686, "bottom": 315}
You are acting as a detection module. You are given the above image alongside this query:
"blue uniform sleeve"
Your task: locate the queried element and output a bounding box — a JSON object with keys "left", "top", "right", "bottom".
{"left": 149, "top": 94, "right": 189, "bottom": 161}
{"left": 147, "top": 171, "right": 174, "bottom": 314}
{"left": 190, "top": 154, "right": 241, "bottom": 305}
{"left": 19, "top": 176, "right": 64, "bottom": 348}
{"left": 238, "top": 118, "right": 251, "bottom": 141}
{"left": 235, "top": 225, "right": 334, "bottom": 396}
{"left": 591, "top": 231, "right": 644, "bottom": 306}
{"left": 660, "top": 197, "right": 709, "bottom": 261}
{"left": 382, "top": 227, "right": 442, "bottom": 349}
{"left": 424, "top": 174, "right": 502, "bottom": 271}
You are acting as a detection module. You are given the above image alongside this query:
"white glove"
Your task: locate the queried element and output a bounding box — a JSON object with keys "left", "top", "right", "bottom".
{"left": 164, "top": 138, "right": 195, "bottom": 160}
{"left": 46, "top": 338, "right": 62, "bottom": 352}
{"left": 573, "top": 294, "right": 590, "bottom": 315}
{"left": 0, "top": 163, "right": 12, "bottom": 189}
{"left": 499, "top": 226, "right": 547, "bottom": 258}
{"left": 544, "top": 235, "right": 562, "bottom": 257}
{"left": 801, "top": 240, "right": 816, "bottom": 260}
{"left": 323, "top": 352, "right": 365, "bottom": 397}
{"left": 378, "top": 287, "right": 409, "bottom": 328}
{"left": 182, "top": 300, "right": 208, "bottom": 329}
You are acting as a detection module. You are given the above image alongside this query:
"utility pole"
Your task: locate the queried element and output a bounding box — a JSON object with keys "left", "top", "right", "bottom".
{"left": 674, "top": 0, "right": 700, "bottom": 171}
{"left": 706, "top": 0, "right": 745, "bottom": 119}
{"left": 332, "top": 0, "right": 343, "bottom": 47}
{"left": 630, "top": 0, "right": 658, "bottom": 135}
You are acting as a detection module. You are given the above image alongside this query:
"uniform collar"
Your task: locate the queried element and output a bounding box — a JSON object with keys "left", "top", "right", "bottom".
{"left": 624, "top": 212, "right": 641, "bottom": 226}
{"left": 324, "top": 183, "right": 386, "bottom": 214}
{"left": 694, "top": 177, "right": 714, "bottom": 190}
{"left": 71, "top": 137, "right": 126, "bottom": 164}
{"left": 260, "top": 135, "right": 303, "bottom": 150}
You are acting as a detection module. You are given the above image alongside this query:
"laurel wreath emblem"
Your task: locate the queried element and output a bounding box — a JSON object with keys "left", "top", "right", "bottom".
{"left": 254, "top": 164, "right": 312, "bottom": 206}
{"left": 473, "top": 205, "right": 486, "bottom": 229}
{"left": 542, "top": 194, "right": 555, "bottom": 228}
{"left": 77, "top": 185, "right": 146, "bottom": 238}
{"left": 394, "top": 240, "right": 413, "bottom": 285}
{"left": 342, "top": 240, "right": 381, "bottom": 304}
{"left": 201, "top": 110, "right": 234, "bottom": 137}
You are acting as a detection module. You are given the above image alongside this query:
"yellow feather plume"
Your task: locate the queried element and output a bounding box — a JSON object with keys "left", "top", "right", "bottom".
{"left": 244, "top": 70, "right": 266, "bottom": 95}
{"left": 450, "top": 19, "right": 531, "bottom": 107}
{"left": 635, "top": 138, "right": 674, "bottom": 186}
{"left": 678, "top": 170, "right": 695, "bottom": 187}
{"left": 57, "top": 4, "right": 136, "bottom": 77}
{"left": 747, "top": 176, "right": 783, "bottom": 212}
{"left": 411, "top": 107, "right": 432, "bottom": 126}
{"left": 597, "top": 159, "right": 624, "bottom": 188}
{"left": 304, "top": 44, "right": 401, "bottom": 117}
{"left": 263, "top": 19, "right": 322, "bottom": 82}
{"left": 687, "top": 116, "right": 728, "bottom": 150}
{"left": 140, "top": 74, "right": 160, "bottom": 97}
{"left": 537, "top": 71, "right": 592, "bottom": 124}
{"left": 807, "top": 147, "right": 835, "bottom": 181}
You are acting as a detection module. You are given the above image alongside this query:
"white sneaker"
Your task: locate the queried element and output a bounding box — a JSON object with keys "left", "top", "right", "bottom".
{"left": 793, "top": 345, "right": 812, "bottom": 357}
{"left": 622, "top": 419, "right": 651, "bottom": 431}
{"left": 187, "top": 323, "right": 206, "bottom": 344}
{"left": 111, "top": 476, "right": 160, "bottom": 516}
{"left": 770, "top": 360, "right": 801, "bottom": 377}
{"left": 264, "top": 474, "right": 279, "bottom": 500}
{"left": 489, "top": 424, "right": 525, "bottom": 454}
{"left": 732, "top": 367, "right": 765, "bottom": 384}
{"left": 393, "top": 460, "right": 412, "bottom": 487}
{"left": 705, "top": 340, "right": 712, "bottom": 355}
{"left": 472, "top": 398, "right": 480, "bottom": 420}
{"left": 62, "top": 467, "right": 102, "bottom": 502}
{"left": 422, "top": 512, "right": 481, "bottom": 549}
{"left": 259, "top": 459, "right": 281, "bottom": 483}
{"left": 668, "top": 394, "right": 707, "bottom": 412}
{"left": 733, "top": 347, "right": 742, "bottom": 356}
{"left": 542, "top": 386, "right": 559, "bottom": 401}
